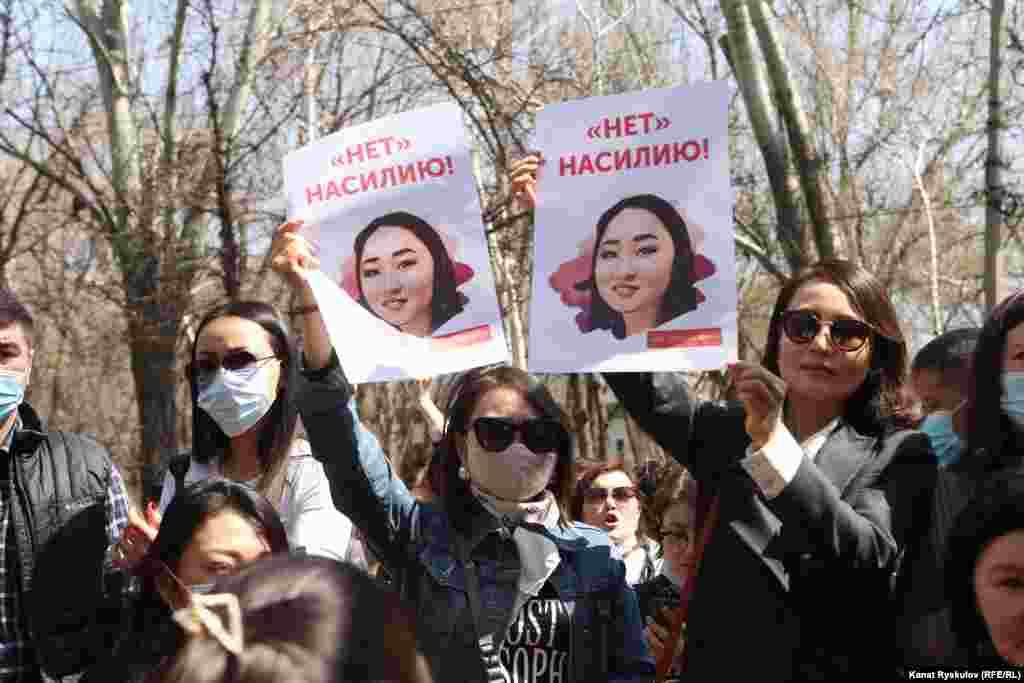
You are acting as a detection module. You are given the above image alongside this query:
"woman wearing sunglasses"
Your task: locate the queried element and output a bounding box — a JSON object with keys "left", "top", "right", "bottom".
{"left": 285, "top": 238, "right": 652, "bottom": 680}
{"left": 571, "top": 464, "right": 661, "bottom": 586}
{"left": 114, "top": 223, "right": 355, "bottom": 567}
{"left": 637, "top": 467, "right": 698, "bottom": 683}
{"left": 601, "top": 259, "right": 936, "bottom": 681}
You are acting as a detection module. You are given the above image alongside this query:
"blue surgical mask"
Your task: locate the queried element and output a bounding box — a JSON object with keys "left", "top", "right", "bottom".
{"left": 919, "top": 411, "right": 962, "bottom": 466}
{"left": 187, "top": 582, "right": 216, "bottom": 595}
{"left": 0, "top": 370, "right": 27, "bottom": 422}
{"left": 1002, "top": 371, "right": 1024, "bottom": 430}
{"left": 197, "top": 363, "right": 278, "bottom": 438}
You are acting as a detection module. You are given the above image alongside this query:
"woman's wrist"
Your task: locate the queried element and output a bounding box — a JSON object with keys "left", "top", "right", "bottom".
{"left": 291, "top": 303, "right": 319, "bottom": 316}
{"left": 295, "top": 279, "right": 317, "bottom": 305}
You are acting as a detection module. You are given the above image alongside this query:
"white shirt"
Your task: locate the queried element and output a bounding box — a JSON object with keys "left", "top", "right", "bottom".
{"left": 158, "top": 439, "right": 352, "bottom": 561}
{"left": 622, "top": 539, "right": 664, "bottom": 586}
{"left": 740, "top": 418, "right": 841, "bottom": 499}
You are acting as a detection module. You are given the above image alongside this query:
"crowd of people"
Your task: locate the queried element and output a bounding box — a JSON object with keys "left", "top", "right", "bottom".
{"left": 0, "top": 160, "right": 1021, "bottom": 682}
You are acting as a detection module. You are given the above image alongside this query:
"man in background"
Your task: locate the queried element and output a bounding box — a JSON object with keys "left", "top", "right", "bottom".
{"left": 911, "top": 328, "right": 980, "bottom": 466}
{"left": 0, "top": 288, "right": 130, "bottom": 681}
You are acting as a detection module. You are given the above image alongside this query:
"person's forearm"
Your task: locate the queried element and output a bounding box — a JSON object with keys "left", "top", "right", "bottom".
{"left": 297, "top": 357, "right": 415, "bottom": 568}
{"left": 418, "top": 394, "right": 445, "bottom": 443}
{"left": 297, "top": 281, "right": 331, "bottom": 371}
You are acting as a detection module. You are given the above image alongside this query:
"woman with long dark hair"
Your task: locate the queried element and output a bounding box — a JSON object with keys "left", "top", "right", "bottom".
{"left": 353, "top": 211, "right": 466, "bottom": 336}
{"left": 601, "top": 259, "right": 936, "bottom": 680}
{"left": 115, "top": 222, "right": 355, "bottom": 565}
{"left": 963, "top": 290, "right": 1024, "bottom": 468}
{"left": 510, "top": 159, "right": 936, "bottom": 677}
{"left": 279, "top": 230, "right": 653, "bottom": 681}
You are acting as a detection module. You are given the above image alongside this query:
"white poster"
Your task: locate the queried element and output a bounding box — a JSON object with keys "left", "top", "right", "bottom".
{"left": 283, "top": 103, "right": 509, "bottom": 382}
{"left": 527, "top": 82, "right": 737, "bottom": 373}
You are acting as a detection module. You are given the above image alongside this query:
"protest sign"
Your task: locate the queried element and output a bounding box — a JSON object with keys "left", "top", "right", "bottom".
{"left": 283, "top": 103, "right": 509, "bottom": 382}
{"left": 527, "top": 82, "right": 737, "bottom": 373}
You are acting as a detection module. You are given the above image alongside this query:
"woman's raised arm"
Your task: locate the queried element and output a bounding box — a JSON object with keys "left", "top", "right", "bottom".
{"left": 272, "top": 220, "right": 421, "bottom": 571}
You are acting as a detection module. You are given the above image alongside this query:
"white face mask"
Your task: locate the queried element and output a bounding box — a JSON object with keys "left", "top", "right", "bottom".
{"left": 197, "top": 363, "right": 278, "bottom": 438}
{"left": 466, "top": 441, "right": 557, "bottom": 503}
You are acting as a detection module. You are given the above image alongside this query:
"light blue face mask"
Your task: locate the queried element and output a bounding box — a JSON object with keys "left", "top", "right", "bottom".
{"left": 1002, "top": 371, "right": 1024, "bottom": 430}
{"left": 196, "top": 363, "right": 278, "bottom": 438}
{"left": 187, "top": 582, "right": 216, "bottom": 595}
{"left": 919, "top": 411, "right": 963, "bottom": 466}
{"left": 0, "top": 370, "right": 27, "bottom": 422}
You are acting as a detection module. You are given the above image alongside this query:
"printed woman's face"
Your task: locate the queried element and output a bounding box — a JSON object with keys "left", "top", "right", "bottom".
{"left": 594, "top": 208, "right": 676, "bottom": 325}
{"left": 359, "top": 226, "right": 436, "bottom": 337}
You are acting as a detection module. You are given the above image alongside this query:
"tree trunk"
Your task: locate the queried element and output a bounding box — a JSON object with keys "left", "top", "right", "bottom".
{"left": 720, "top": 0, "right": 807, "bottom": 272}
{"left": 125, "top": 289, "right": 182, "bottom": 473}
{"left": 747, "top": 0, "right": 840, "bottom": 261}
{"left": 623, "top": 412, "right": 663, "bottom": 473}
{"left": 567, "top": 375, "right": 596, "bottom": 462}
{"left": 985, "top": 0, "right": 1007, "bottom": 311}
{"left": 586, "top": 376, "right": 609, "bottom": 465}
{"left": 474, "top": 149, "right": 529, "bottom": 367}
{"left": 910, "top": 149, "right": 942, "bottom": 336}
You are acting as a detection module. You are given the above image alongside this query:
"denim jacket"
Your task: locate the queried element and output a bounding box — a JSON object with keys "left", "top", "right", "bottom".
{"left": 297, "top": 356, "right": 654, "bottom": 683}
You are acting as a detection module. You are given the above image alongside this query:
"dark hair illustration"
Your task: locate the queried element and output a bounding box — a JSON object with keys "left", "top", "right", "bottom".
{"left": 585, "top": 194, "right": 698, "bottom": 339}
{"left": 353, "top": 212, "right": 466, "bottom": 334}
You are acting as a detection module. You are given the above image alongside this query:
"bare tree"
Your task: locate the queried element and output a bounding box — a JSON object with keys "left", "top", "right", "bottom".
{"left": 0, "top": 0, "right": 294, "bottom": 484}
{"left": 985, "top": 0, "right": 1008, "bottom": 310}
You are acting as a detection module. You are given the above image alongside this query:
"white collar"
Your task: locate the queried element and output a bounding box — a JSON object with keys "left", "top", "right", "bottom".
{"left": 801, "top": 418, "right": 841, "bottom": 462}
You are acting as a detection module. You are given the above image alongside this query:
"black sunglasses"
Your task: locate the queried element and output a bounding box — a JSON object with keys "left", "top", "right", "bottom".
{"left": 778, "top": 310, "right": 875, "bottom": 353}
{"left": 187, "top": 350, "right": 279, "bottom": 383}
{"left": 582, "top": 485, "right": 638, "bottom": 503}
{"left": 469, "top": 416, "right": 567, "bottom": 453}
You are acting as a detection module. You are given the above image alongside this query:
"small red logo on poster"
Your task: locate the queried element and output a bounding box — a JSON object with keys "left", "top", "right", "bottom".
{"left": 647, "top": 328, "right": 722, "bottom": 349}
{"left": 431, "top": 325, "right": 493, "bottom": 350}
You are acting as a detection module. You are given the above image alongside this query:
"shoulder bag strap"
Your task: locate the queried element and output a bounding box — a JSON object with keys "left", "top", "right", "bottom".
{"left": 455, "top": 534, "right": 505, "bottom": 683}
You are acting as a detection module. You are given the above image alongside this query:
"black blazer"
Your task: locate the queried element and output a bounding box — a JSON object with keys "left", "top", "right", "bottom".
{"left": 605, "top": 372, "right": 935, "bottom": 681}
